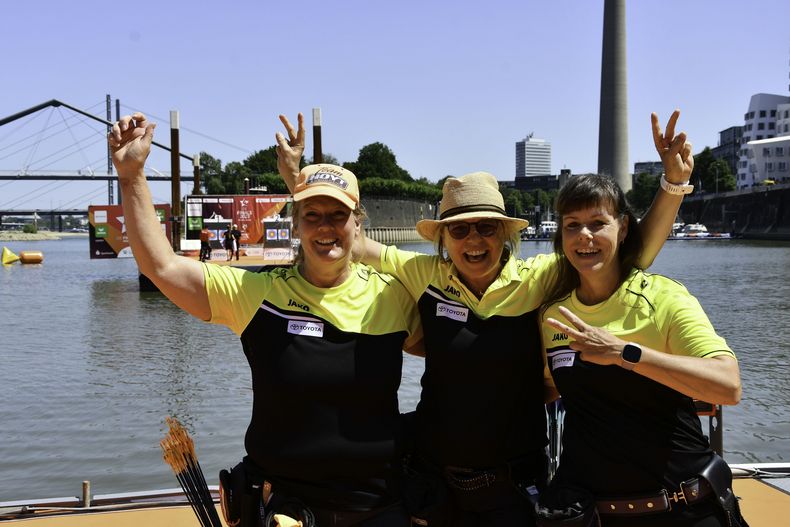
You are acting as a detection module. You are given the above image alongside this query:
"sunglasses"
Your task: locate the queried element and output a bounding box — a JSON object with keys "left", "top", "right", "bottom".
{"left": 446, "top": 219, "right": 500, "bottom": 240}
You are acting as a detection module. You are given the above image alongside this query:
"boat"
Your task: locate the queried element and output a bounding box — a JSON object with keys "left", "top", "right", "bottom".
{"left": 670, "top": 223, "right": 732, "bottom": 240}
{"left": 2, "top": 406, "right": 788, "bottom": 526}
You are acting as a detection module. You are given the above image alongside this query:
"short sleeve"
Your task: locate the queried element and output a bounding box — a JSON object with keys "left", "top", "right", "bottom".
{"left": 380, "top": 245, "right": 438, "bottom": 302}
{"left": 203, "top": 264, "right": 269, "bottom": 336}
{"left": 663, "top": 288, "right": 735, "bottom": 359}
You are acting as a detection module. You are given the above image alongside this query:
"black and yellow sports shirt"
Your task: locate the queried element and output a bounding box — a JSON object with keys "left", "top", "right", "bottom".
{"left": 204, "top": 262, "right": 422, "bottom": 509}
{"left": 542, "top": 268, "right": 736, "bottom": 495}
{"left": 380, "top": 246, "right": 557, "bottom": 470}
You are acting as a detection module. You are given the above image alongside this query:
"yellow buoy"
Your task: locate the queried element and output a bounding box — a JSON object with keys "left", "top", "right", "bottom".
{"left": 2, "top": 246, "right": 20, "bottom": 265}
{"left": 19, "top": 250, "right": 44, "bottom": 264}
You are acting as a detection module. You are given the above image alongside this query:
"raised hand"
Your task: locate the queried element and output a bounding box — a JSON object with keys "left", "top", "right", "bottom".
{"left": 651, "top": 110, "right": 693, "bottom": 184}
{"left": 275, "top": 112, "right": 305, "bottom": 193}
{"left": 108, "top": 113, "right": 156, "bottom": 177}
{"left": 545, "top": 306, "right": 626, "bottom": 366}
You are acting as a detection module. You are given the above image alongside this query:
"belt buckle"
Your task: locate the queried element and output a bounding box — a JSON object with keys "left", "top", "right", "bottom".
{"left": 667, "top": 486, "right": 689, "bottom": 511}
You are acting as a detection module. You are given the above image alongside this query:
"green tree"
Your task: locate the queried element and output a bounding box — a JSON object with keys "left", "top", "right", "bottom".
{"left": 693, "top": 147, "right": 735, "bottom": 193}
{"left": 348, "top": 142, "right": 412, "bottom": 181}
{"left": 243, "top": 146, "right": 280, "bottom": 175}
{"left": 199, "top": 152, "right": 225, "bottom": 194}
{"left": 627, "top": 173, "right": 661, "bottom": 214}
{"left": 307, "top": 153, "right": 340, "bottom": 165}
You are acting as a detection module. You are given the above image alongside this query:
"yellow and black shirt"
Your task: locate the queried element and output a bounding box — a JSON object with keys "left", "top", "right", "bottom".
{"left": 541, "top": 268, "right": 736, "bottom": 495}
{"left": 380, "top": 246, "right": 557, "bottom": 469}
{"left": 204, "top": 262, "right": 422, "bottom": 509}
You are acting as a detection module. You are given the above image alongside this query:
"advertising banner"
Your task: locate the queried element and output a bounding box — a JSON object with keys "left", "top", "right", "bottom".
{"left": 89, "top": 204, "right": 171, "bottom": 259}
{"left": 185, "top": 194, "right": 291, "bottom": 246}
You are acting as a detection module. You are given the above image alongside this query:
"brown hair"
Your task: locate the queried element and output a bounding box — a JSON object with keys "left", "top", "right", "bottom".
{"left": 542, "top": 174, "right": 643, "bottom": 310}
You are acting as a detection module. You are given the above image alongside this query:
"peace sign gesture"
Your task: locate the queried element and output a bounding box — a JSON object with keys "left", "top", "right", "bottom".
{"left": 651, "top": 110, "right": 694, "bottom": 184}
{"left": 275, "top": 112, "right": 305, "bottom": 193}
{"left": 545, "top": 306, "right": 627, "bottom": 366}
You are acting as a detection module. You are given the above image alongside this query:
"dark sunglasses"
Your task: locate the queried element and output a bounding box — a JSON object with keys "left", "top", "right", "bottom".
{"left": 446, "top": 219, "right": 500, "bottom": 240}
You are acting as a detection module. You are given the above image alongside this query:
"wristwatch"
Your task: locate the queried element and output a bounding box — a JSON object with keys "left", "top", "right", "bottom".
{"left": 620, "top": 342, "right": 642, "bottom": 371}
{"left": 660, "top": 175, "right": 694, "bottom": 195}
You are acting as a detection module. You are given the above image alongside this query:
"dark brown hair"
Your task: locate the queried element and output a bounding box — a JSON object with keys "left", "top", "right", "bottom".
{"left": 542, "top": 174, "right": 643, "bottom": 309}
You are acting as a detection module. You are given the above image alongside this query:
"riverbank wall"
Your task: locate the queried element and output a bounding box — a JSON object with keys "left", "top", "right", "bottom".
{"left": 678, "top": 183, "right": 790, "bottom": 240}
{"left": 361, "top": 197, "right": 435, "bottom": 243}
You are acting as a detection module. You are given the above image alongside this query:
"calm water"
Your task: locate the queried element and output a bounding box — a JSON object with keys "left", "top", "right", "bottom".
{"left": 0, "top": 237, "right": 788, "bottom": 501}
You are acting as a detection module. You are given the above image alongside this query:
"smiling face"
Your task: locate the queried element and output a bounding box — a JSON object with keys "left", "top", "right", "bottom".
{"left": 441, "top": 218, "right": 505, "bottom": 294}
{"left": 561, "top": 201, "right": 628, "bottom": 287}
{"left": 293, "top": 195, "right": 359, "bottom": 270}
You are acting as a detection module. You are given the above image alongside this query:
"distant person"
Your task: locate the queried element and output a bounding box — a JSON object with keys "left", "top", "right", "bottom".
{"left": 231, "top": 224, "right": 242, "bottom": 260}
{"left": 537, "top": 174, "right": 746, "bottom": 526}
{"left": 108, "top": 112, "right": 423, "bottom": 526}
{"left": 222, "top": 227, "right": 234, "bottom": 261}
{"left": 276, "top": 111, "right": 694, "bottom": 526}
{"left": 199, "top": 226, "right": 214, "bottom": 262}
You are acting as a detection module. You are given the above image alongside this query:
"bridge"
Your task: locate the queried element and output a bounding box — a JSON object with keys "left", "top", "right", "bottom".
{"left": 0, "top": 97, "right": 207, "bottom": 241}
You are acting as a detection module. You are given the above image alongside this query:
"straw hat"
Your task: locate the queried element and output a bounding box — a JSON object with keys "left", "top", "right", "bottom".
{"left": 416, "top": 172, "right": 529, "bottom": 240}
{"left": 293, "top": 164, "right": 359, "bottom": 210}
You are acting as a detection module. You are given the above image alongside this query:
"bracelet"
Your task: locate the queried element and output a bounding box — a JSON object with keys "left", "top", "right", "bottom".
{"left": 660, "top": 175, "right": 694, "bottom": 195}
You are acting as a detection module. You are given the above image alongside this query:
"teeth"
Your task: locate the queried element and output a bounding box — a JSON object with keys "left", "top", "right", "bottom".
{"left": 467, "top": 250, "right": 486, "bottom": 256}
{"left": 577, "top": 249, "right": 598, "bottom": 254}
{"left": 316, "top": 239, "right": 336, "bottom": 245}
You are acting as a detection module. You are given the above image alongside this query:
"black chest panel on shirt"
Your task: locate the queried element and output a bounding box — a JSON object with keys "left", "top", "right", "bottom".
{"left": 415, "top": 285, "right": 547, "bottom": 468}
{"left": 547, "top": 346, "right": 712, "bottom": 494}
{"left": 240, "top": 300, "right": 407, "bottom": 491}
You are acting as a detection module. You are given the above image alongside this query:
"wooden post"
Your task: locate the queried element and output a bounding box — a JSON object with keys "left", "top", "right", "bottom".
{"left": 170, "top": 111, "right": 181, "bottom": 252}
{"left": 312, "top": 108, "right": 323, "bottom": 164}
{"left": 192, "top": 154, "right": 201, "bottom": 195}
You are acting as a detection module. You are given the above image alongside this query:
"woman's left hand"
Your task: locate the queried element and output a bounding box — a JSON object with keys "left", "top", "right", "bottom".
{"left": 545, "top": 306, "right": 626, "bottom": 366}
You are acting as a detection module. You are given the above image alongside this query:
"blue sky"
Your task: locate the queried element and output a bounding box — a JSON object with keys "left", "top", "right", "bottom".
{"left": 1, "top": 0, "right": 788, "bottom": 210}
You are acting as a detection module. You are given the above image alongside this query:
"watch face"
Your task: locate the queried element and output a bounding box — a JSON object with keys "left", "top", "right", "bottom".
{"left": 622, "top": 343, "right": 642, "bottom": 364}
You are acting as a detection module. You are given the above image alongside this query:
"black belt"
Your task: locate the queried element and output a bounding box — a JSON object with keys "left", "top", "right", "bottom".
{"left": 443, "top": 465, "right": 509, "bottom": 491}
{"left": 597, "top": 476, "right": 713, "bottom": 516}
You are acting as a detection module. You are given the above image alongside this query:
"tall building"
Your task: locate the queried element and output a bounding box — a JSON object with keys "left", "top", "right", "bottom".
{"left": 711, "top": 126, "right": 743, "bottom": 178}
{"left": 515, "top": 134, "right": 552, "bottom": 178}
{"left": 737, "top": 93, "right": 790, "bottom": 188}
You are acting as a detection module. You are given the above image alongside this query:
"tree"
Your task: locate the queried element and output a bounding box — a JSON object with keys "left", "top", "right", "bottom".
{"left": 627, "top": 173, "right": 661, "bottom": 214}
{"left": 199, "top": 152, "right": 225, "bottom": 194}
{"left": 307, "top": 153, "right": 340, "bottom": 165}
{"left": 349, "top": 142, "right": 412, "bottom": 181}
{"left": 692, "top": 147, "right": 735, "bottom": 193}
{"left": 243, "top": 146, "right": 279, "bottom": 175}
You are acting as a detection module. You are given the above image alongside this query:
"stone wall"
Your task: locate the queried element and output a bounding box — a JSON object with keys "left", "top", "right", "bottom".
{"left": 679, "top": 184, "right": 790, "bottom": 240}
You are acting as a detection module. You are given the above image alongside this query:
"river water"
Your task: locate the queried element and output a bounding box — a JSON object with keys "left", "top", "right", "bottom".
{"left": 0, "top": 237, "right": 788, "bottom": 502}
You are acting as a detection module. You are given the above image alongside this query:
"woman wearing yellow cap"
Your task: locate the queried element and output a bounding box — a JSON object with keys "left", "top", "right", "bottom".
{"left": 276, "top": 111, "right": 694, "bottom": 526}
{"left": 110, "top": 113, "right": 423, "bottom": 526}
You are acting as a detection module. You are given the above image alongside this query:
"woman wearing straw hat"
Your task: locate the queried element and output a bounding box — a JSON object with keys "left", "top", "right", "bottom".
{"left": 110, "top": 113, "right": 424, "bottom": 527}
{"left": 276, "top": 111, "right": 694, "bottom": 526}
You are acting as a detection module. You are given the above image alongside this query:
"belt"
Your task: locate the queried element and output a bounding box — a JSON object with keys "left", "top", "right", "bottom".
{"left": 597, "top": 477, "right": 713, "bottom": 516}
{"left": 443, "top": 465, "right": 510, "bottom": 491}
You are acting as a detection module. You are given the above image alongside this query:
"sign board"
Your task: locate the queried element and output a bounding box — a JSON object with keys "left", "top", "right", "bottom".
{"left": 184, "top": 194, "right": 292, "bottom": 247}
{"left": 89, "top": 204, "right": 171, "bottom": 259}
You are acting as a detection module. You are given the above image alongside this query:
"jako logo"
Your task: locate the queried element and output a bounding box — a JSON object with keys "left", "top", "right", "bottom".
{"left": 288, "top": 298, "right": 309, "bottom": 312}
{"left": 444, "top": 285, "right": 460, "bottom": 297}
{"left": 551, "top": 333, "right": 569, "bottom": 342}
{"left": 306, "top": 172, "right": 349, "bottom": 189}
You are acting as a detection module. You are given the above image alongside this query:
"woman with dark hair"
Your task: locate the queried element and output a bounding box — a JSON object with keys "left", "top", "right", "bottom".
{"left": 538, "top": 174, "right": 746, "bottom": 526}
{"left": 276, "top": 111, "right": 697, "bottom": 526}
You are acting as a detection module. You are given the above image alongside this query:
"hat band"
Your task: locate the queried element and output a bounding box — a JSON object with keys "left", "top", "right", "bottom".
{"left": 440, "top": 204, "right": 506, "bottom": 220}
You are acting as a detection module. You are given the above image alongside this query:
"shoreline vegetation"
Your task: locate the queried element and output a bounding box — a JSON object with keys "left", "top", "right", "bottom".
{"left": 0, "top": 231, "right": 88, "bottom": 242}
